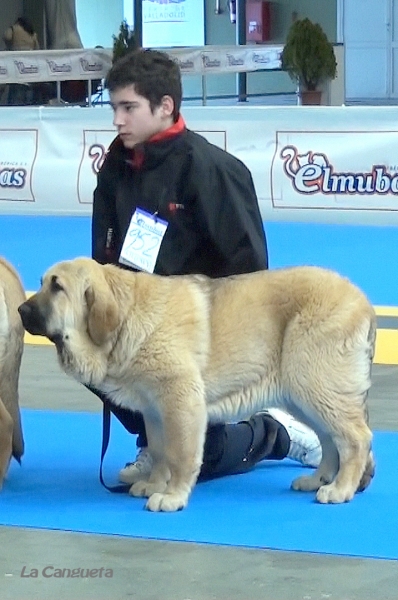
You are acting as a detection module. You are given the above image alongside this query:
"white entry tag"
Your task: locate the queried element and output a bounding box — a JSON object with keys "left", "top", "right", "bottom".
{"left": 119, "top": 208, "right": 168, "bottom": 273}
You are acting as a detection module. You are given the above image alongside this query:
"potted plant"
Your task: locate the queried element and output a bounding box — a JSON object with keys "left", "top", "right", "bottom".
{"left": 281, "top": 18, "right": 337, "bottom": 105}
{"left": 112, "top": 20, "right": 139, "bottom": 64}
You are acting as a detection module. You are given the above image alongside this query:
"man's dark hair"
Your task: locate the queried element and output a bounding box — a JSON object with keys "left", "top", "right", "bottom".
{"left": 16, "top": 17, "right": 35, "bottom": 36}
{"left": 105, "top": 49, "right": 182, "bottom": 121}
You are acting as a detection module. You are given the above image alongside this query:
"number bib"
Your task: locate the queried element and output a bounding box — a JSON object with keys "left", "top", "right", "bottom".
{"left": 119, "top": 208, "right": 168, "bottom": 273}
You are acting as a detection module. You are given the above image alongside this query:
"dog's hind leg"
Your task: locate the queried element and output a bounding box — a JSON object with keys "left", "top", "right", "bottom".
{"left": 357, "top": 449, "right": 375, "bottom": 492}
{"left": 291, "top": 406, "right": 372, "bottom": 503}
{"left": 291, "top": 432, "right": 338, "bottom": 492}
{"left": 316, "top": 347, "right": 374, "bottom": 503}
{"left": 315, "top": 418, "right": 372, "bottom": 503}
{"left": 287, "top": 307, "right": 375, "bottom": 504}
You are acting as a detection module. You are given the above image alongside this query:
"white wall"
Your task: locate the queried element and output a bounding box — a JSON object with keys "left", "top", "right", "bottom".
{"left": 75, "top": 0, "right": 122, "bottom": 48}
{"left": 343, "top": 0, "right": 389, "bottom": 100}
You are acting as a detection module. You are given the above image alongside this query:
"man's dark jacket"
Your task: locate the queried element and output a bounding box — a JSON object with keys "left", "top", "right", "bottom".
{"left": 92, "top": 127, "right": 268, "bottom": 277}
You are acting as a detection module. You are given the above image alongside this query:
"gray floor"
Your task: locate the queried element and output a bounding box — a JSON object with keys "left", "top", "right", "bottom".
{"left": 1, "top": 344, "right": 398, "bottom": 600}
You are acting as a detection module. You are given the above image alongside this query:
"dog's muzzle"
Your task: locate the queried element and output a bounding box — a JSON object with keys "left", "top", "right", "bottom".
{"left": 18, "top": 298, "right": 50, "bottom": 338}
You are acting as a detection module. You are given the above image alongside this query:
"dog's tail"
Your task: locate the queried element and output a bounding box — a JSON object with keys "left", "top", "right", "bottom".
{"left": 0, "top": 285, "right": 25, "bottom": 461}
{"left": 363, "top": 315, "right": 377, "bottom": 425}
{"left": 356, "top": 316, "right": 377, "bottom": 492}
{"left": 368, "top": 315, "right": 377, "bottom": 366}
{"left": 0, "top": 285, "right": 10, "bottom": 338}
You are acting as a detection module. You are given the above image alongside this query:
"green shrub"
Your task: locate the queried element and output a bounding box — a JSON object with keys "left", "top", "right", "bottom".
{"left": 281, "top": 18, "right": 337, "bottom": 91}
{"left": 112, "top": 20, "right": 139, "bottom": 64}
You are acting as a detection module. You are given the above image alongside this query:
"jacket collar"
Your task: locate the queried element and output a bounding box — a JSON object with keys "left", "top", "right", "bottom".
{"left": 108, "top": 115, "right": 187, "bottom": 170}
{"left": 147, "top": 114, "right": 186, "bottom": 143}
{"left": 130, "top": 115, "right": 186, "bottom": 169}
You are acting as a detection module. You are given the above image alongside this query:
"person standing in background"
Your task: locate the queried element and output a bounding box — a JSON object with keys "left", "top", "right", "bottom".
{"left": 3, "top": 17, "right": 40, "bottom": 105}
{"left": 3, "top": 17, "right": 39, "bottom": 51}
{"left": 44, "top": 0, "right": 83, "bottom": 49}
{"left": 44, "top": 0, "right": 85, "bottom": 104}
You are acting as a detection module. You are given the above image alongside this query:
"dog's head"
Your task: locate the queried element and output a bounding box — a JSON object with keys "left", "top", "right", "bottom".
{"left": 18, "top": 257, "right": 120, "bottom": 381}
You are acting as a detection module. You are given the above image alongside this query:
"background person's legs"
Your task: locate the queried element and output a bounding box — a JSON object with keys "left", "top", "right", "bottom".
{"left": 88, "top": 385, "right": 321, "bottom": 485}
{"left": 198, "top": 414, "right": 291, "bottom": 481}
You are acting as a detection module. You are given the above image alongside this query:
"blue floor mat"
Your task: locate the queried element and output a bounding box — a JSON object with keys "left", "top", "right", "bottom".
{"left": 0, "top": 215, "right": 398, "bottom": 305}
{"left": 0, "top": 409, "right": 395, "bottom": 560}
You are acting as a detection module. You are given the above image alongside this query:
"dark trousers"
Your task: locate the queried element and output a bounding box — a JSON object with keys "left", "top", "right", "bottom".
{"left": 89, "top": 387, "right": 290, "bottom": 481}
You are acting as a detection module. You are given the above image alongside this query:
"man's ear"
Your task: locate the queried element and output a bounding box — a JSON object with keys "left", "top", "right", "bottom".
{"left": 160, "top": 94, "right": 174, "bottom": 118}
{"left": 85, "top": 282, "right": 119, "bottom": 346}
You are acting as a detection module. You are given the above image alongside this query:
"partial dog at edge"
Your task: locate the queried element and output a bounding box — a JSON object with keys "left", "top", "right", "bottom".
{"left": 0, "top": 257, "right": 25, "bottom": 487}
{"left": 18, "top": 257, "right": 376, "bottom": 512}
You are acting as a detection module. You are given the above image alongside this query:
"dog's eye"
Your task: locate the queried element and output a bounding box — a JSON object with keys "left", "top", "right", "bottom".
{"left": 51, "top": 276, "right": 64, "bottom": 293}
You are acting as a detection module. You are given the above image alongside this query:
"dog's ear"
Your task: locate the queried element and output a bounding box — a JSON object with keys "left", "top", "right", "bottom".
{"left": 84, "top": 281, "right": 119, "bottom": 346}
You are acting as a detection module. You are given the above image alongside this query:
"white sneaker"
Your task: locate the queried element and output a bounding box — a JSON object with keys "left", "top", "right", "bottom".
{"left": 118, "top": 447, "right": 153, "bottom": 484}
{"left": 267, "top": 408, "right": 322, "bottom": 468}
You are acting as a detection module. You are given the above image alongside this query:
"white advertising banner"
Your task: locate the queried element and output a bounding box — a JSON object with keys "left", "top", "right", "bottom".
{"left": 1, "top": 105, "right": 398, "bottom": 225}
{"left": 0, "top": 45, "right": 283, "bottom": 84}
{"left": 170, "top": 45, "right": 282, "bottom": 75}
{"left": 0, "top": 48, "right": 112, "bottom": 84}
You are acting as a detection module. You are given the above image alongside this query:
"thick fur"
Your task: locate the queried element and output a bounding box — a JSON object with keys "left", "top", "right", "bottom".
{"left": 18, "top": 257, "right": 376, "bottom": 511}
{"left": 0, "top": 257, "right": 25, "bottom": 487}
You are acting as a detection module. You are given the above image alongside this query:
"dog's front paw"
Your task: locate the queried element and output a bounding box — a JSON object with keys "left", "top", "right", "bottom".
{"left": 291, "top": 473, "right": 323, "bottom": 492}
{"left": 145, "top": 492, "right": 188, "bottom": 512}
{"left": 316, "top": 482, "right": 354, "bottom": 504}
{"left": 129, "top": 480, "right": 167, "bottom": 498}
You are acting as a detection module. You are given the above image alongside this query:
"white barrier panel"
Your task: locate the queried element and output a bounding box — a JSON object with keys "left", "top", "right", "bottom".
{"left": 0, "top": 45, "right": 283, "bottom": 84}
{"left": 2, "top": 105, "right": 398, "bottom": 225}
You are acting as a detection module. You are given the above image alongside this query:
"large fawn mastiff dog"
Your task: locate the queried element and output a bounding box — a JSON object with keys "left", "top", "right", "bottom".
{"left": 18, "top": 257, "right": 376, "bottom": 512}
{"left": 0, "top": 257, "right": 25, "bottom": 487}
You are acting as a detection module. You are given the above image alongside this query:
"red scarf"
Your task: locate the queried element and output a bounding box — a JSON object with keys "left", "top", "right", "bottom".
{"left": 130, "top": 115, "right": 186, "bottom": 169}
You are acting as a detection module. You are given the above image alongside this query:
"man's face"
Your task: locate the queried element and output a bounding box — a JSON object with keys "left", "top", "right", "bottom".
{"left": 110, "top": 84, "right": 173, "bottom": 148}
